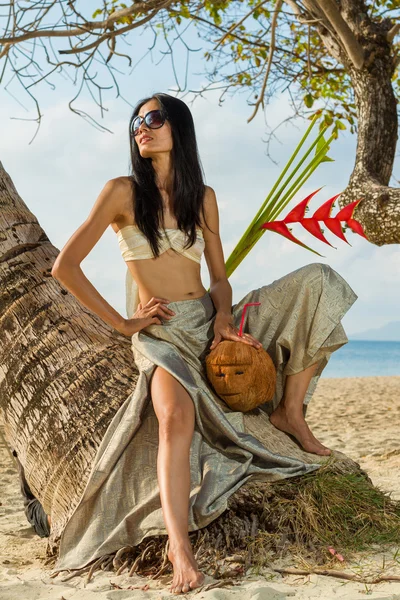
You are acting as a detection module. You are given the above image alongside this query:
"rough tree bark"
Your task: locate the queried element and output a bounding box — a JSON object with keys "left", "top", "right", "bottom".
{"left": 301, "top": 0, "right": 400, "bottom": 245}
{"left": 1, "top": 160, "right": 360, "bottom": 561}
{"left": 0, "top": 160, "right": 141, "bottom": 553}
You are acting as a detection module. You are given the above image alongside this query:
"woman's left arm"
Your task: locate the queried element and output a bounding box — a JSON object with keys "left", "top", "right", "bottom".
{"left": 210, "top": 278, "right": 233, "bottom": 318}
{"left": 202, "top": 186, "right": 232, "bottom": 317}
{"left": 202, "top": 186, "right": 261, "bottom": 350}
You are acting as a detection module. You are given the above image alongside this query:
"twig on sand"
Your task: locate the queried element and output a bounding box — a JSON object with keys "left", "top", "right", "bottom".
{"left": 274, "top": 567, "right": 400, "bottom": 584}
{"left": 49, "top": 565, "right": 91, "bottom": 582}
{"left": 194, "top": 579, "right": 241, "bottom": 592}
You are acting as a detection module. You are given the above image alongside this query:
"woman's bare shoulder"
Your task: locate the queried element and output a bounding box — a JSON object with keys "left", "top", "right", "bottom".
{"left": 204, "top": 185, "right": 217, "bottom": 206}
{"left": 110, "top": 175, "right": 134, "bottom": 195}
{"left": 200, "top": 185, "right": 217, "bottom": 230}
{"left": 109, "top": 176, "right": 136, "bottom": 233}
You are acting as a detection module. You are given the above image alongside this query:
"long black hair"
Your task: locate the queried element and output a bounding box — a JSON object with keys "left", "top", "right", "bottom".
{"left": 128, "top": 92, "right": 211, "bottom": 258}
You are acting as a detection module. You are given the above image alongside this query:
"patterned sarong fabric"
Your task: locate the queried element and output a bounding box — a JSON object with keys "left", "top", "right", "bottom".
{"left": 51, "top": 263, "right": 357, "bottom": 574}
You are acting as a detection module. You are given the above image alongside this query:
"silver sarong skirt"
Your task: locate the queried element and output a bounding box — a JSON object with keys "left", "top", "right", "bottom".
{"left": 52, "top": 262, "right": 357, "bottom": 574}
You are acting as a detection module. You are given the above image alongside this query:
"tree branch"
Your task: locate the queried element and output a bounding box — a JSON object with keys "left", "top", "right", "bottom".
{"left": 387, "top": 22, "right": 400, "bottom": 43}
{"left": 315, "top": 0, "right": 365, "bottom": 68}
{"left": 0, "top": 0, "right": 176, "bottom": 47}
{"left": 247, "top": 0, "right": 283, "bottom": 123}
{"left": 58, "top": 8, "right": 163, "bottom": 55}
{"left": 213, "top": 0, "right": 270, "bottom": 50}
{"left": 282, "top": 0, "right": 302, "bottom": 16}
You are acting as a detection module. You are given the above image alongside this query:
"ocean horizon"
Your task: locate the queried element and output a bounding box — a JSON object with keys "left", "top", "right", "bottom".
{"left": 321, "top": 339, "right": 400, "bottom": 378}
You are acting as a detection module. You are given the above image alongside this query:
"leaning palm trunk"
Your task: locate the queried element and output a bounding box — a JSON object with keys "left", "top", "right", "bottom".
{"left": 0, "top": 160, "right": 139, "bottom": 555}
{"left": 1, "top": 160, "right": 399, "bottom": 573}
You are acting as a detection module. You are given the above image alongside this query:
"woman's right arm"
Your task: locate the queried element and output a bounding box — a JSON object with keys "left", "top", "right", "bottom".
{"left": 51, "top": 178, "right": 128, "bottom": 334}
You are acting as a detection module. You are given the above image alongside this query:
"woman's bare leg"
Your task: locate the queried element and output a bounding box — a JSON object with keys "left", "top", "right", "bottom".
{"left": 150, "top": 366, "right": 205, "bottom": 594}
{"left": 269, "top": 361, "right": 331, "bottom": 456}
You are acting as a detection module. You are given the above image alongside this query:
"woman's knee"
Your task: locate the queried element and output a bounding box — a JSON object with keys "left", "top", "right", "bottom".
{"left": 150, "top": 366, "right": 195, "bottom": 432}
{"left": 305, "top": 262, "right": 336, "bottom": 276}
{"left": 300, "top": 262, "right": 324, "bottom": 277}
{"left": 298, "top": 262, "right": 336, "bottom": 287}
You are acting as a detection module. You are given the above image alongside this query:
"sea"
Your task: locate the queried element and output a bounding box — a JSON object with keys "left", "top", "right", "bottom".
{"left": 321, "top": 340, "right": 400, "bottom": 378}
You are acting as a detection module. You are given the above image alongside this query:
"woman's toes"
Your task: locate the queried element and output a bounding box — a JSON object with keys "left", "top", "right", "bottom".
{"left": 191, "top": 574, "right": 205, "bottom": 589}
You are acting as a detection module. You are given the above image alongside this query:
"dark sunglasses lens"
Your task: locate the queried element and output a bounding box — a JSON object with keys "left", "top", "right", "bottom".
{"left": 131, "top": 110, "right": 165, "bottom": 136}
{"left": 147, "top": 110, "right": 164, "bottom": 128}
{"left": 132, "top": 116, "right": 141, "bottom": 135}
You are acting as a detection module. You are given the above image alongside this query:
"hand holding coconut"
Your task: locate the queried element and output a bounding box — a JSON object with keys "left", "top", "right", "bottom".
{"left": 209, "top": 306, "right": 263, "bottom": 350}
{"left": 206, "top": 302, "right": 277, "bottom": 412}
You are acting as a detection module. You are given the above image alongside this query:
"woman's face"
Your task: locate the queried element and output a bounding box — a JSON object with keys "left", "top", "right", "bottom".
{"left": 133, "top": 98, "right": 173, "bottom": 158}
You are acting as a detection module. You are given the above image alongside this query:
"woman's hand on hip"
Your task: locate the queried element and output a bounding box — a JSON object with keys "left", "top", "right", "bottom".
{"left": 119, "top": 297, "right": 176, "bottom": 336}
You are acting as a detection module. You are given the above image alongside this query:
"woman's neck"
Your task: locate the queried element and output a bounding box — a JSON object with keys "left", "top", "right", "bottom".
{"left": 152, "top": 153, "right": 174, "bottom": 194}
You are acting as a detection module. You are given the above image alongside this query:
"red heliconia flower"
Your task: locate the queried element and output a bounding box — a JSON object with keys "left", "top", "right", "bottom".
{"left": 261, "top": 190, "right": 367, "bottom": 254}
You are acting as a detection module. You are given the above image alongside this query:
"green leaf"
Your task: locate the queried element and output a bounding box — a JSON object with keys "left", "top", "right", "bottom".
{"left": 315, "top": 133, "right": 334, "bottom": 163}
{"left": 304, "top": 93, "right": 314, "bottom": 108}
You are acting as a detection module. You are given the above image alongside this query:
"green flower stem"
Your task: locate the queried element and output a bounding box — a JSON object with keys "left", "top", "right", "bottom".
{"left": 222, "top": 120, "right": 336, "bottom": 280}
{"left": 267, "top": 133, "right": 335, "bottom": 223}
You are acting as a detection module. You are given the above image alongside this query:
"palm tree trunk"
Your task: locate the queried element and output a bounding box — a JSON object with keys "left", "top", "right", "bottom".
{"left": 0, "top": 160, "right": 138, "bottom": 553}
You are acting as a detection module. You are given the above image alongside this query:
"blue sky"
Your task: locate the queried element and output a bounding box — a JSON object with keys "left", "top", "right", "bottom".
{"left": 0, "top": 19, "right": 399, "bottom": 338}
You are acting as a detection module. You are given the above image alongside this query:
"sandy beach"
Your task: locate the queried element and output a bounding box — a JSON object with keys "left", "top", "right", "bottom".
{"left": 1, "top": 375, "right": 400, "bottom": 600}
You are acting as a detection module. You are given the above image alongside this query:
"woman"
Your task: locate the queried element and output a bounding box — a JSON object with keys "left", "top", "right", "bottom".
{"left": 50, "top": 93, "right": 357, "bottom": 593}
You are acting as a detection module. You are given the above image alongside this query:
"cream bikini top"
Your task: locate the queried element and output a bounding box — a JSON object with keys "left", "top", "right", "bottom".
{"left": 117, "top": 225, "right": 205, "bottom": 263}
{"left": 116, "top": 225, "right": 205, "bottom": 319}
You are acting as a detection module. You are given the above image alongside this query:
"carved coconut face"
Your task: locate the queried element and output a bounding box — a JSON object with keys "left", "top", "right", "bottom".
{"left": 209, "top": 359, "right": 255, "bottom": 400}
{"left": 205, "top": 340, "right": 276, "bottom": 412}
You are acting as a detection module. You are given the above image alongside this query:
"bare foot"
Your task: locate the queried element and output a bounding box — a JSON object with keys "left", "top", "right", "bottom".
{"left": 269, "top": 404, "right": 331, "bottom": 456}
{"left": 47, "top": 514, "right": 51, "bottom": 528}
{"left": 167, "top": 540, "right": 205, "bottom": 594}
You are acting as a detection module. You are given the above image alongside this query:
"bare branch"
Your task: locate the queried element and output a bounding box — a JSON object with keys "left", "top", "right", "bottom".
{"left": 0, "top": 0, "right": 176, "bottom": 47}
{"left": 282, "top": 0, "right": 302, "bottom": 16}
{"left": 387, "top": 22, "right": 400, "bottom": 43}
{"left": 247, "top": 0, "right": 283, "bottom": 123}
{"left": 315, "top": 0, "right": 365, "bottom": 68}
{"left": 213, "top": 0, "right": 270, "bottom": 50}
{"left": 59, "top": 8, "right": 163, "bottom": 55}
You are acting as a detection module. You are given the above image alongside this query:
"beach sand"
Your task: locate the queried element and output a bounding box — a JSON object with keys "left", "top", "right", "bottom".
{"left": 1, "top": 375, "right": 400, "bottom": 599}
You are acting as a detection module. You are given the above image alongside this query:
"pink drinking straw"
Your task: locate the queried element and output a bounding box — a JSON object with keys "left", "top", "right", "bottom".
{"left": 238, "top": 302, "right": 261, "bottom": 337}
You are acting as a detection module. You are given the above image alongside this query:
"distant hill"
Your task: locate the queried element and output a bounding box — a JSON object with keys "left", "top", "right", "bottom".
{"left": 350, "top": 321, "right": 400, "bottom": 341}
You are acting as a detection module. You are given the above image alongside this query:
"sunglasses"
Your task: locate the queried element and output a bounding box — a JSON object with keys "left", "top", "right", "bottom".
{"left": 131, "top": 109, "right": 168, "bottom": 137}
